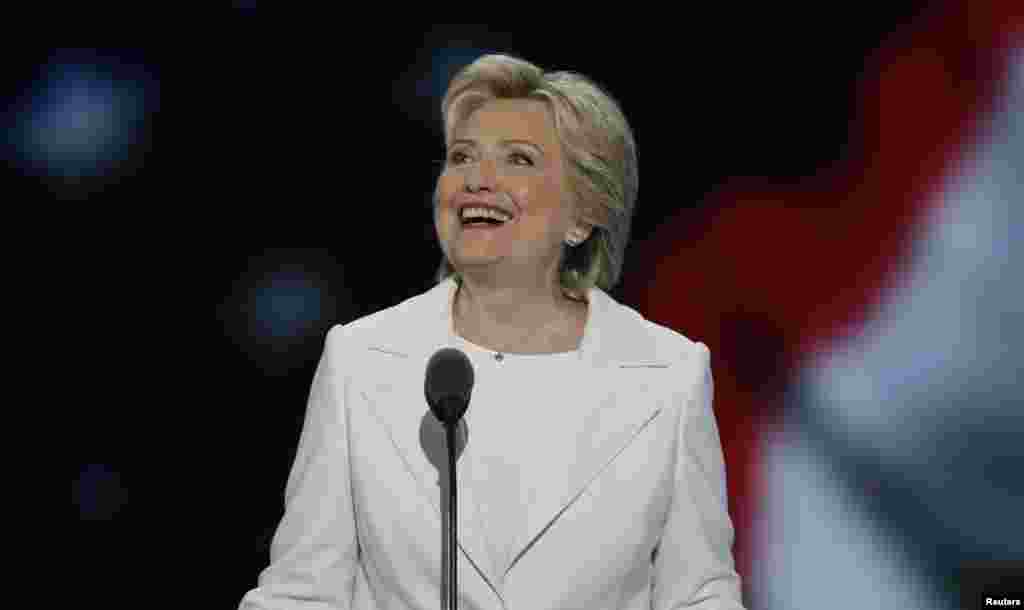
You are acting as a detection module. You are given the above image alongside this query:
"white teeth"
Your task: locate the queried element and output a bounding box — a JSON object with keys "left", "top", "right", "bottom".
{"left": 460, "top": 206, "right": 512, "bottom": 222}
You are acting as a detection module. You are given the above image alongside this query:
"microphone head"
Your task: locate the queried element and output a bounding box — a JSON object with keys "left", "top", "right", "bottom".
{"left": 424, "top": 347, "right": 474, "bottom": 427}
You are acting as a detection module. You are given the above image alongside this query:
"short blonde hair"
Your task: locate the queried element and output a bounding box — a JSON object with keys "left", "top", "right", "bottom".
{"left": 432, "top": 53, "right": 639, "bottom": 298}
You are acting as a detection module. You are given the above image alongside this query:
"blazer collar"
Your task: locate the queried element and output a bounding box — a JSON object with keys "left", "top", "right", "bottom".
{"left": 358, "top": 277, "right": 671, "bottom": 602}
{"left": 365, "top": 276, "right": 668, "bottom": 368}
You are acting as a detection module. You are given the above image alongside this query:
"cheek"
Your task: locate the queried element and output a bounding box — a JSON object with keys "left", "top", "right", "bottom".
{"left": 514, "top": 174, "right": 562, "bottom": 209}
{"left": 435, "top": 177, "right": 458, "bottom": 222}
{"left": 436, "top": 174, "right": 456, "bottom": 205}
{"left": 435, "top": 207, "right": 454, "bottom": 246}
{"left": 514, "top": 176, "right": 573, "bottom": 228}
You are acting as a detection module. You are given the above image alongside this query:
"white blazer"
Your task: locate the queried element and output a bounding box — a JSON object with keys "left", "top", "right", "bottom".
{"left": 239, "top": 277, "right": 744, "bottom": 609}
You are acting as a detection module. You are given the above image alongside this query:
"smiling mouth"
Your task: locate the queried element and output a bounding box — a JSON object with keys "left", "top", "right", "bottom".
{"left": 460, "top": 216, "right": 513, "bottom": 230}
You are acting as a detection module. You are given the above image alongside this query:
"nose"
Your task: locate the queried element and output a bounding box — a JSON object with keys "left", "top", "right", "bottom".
{"left": 464, "top": 155, "right": 498, "bottom": 193}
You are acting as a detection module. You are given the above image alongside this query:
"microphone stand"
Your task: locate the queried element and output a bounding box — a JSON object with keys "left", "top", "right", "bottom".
{"left": 445, "top": 422, "right": 459, "bottom": 610}
{"left": 425, "top": 347, "right": 472, "bottom": 610}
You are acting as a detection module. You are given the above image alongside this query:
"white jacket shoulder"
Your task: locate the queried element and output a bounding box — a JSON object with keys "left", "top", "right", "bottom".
{"left": 619, "top": 302, "right": 711, "bottom": 367}
{"left": 324, "top": 290, "right": 421, "bottom": 350}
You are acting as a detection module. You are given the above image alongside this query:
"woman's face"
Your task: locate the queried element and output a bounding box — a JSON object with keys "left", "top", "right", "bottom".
{"left": 435, "top": 97, "right": 578, "bottom": 282}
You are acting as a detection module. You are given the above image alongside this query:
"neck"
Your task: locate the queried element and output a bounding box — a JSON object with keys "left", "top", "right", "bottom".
{"left": 452, "top": 271, "right": 586, "bottom": 354}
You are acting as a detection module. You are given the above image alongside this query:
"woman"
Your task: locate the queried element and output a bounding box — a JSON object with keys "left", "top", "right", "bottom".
{"left": 239, "top": 54, "right": 745, "bottom": 609}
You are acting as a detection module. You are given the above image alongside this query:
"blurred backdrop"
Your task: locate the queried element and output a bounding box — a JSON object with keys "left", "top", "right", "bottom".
{"left": 50, "top": 5, "right": 1022, "bottom": 608}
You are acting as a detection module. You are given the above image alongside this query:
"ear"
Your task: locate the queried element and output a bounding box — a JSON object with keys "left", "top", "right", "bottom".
{"left": 572, "top": 204, "right": 597, "bottom": 240}
{"left": 565, "top": 189, "right": 602, "bottom": 242}
{"left": 571, "top": 222, "right": 593, "bottom": 242}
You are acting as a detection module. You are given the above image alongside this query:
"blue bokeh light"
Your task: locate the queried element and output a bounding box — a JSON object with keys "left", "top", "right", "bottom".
{"left": 246, "top": 268, "right": 325, "bottom": 341}
{"left": 8, "top": 58, "right": 154, "bottom": 179}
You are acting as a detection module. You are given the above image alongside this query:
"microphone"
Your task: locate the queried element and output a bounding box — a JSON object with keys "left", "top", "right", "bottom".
{"left": 424, "top": 347, "right": 474, "bottom": 426}
{"left": 423, "top": 347, "right": 475, "bottom": 610}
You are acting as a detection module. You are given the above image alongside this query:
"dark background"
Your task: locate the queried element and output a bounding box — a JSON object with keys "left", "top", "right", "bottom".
{"left": 45, "top": 8, "right": 1011, "bottom": 607}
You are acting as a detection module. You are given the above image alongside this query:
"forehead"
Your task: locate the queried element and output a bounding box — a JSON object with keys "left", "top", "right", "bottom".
{"left": 453, "top": 98, "right": 558, "bottom": 142}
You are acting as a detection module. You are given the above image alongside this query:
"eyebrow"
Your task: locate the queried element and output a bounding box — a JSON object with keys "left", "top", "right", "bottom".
{"left": 449, "top": 138, "right": 544, "bottom": 155}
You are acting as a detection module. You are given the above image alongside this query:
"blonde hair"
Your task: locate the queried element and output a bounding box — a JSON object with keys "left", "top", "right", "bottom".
{"left": 432, "top": 53, "right": 639, "bottom": 298}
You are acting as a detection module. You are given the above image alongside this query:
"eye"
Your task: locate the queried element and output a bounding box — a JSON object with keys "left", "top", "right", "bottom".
{"left": 447, "top": 150, "right": 470, "bottom": 165}
{"left": 444, "top": 150, "right": 534, "bottom": 167}
{"left": 509, "top": 152, "right": 534, "bottom": 166}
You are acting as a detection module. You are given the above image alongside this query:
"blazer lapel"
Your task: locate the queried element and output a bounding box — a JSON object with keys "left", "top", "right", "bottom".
{"left": 358, "top": 354, "right": 502, "bottom": 602}
{"left": 358, "top": 277, "right": 670, "bottom": 596}
{"left": 355, "top": 279, "right": 505, "bottom": 601}
{"left": 501, "top": 361, "right": 666, "bottom": 578}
